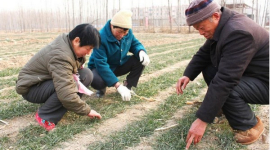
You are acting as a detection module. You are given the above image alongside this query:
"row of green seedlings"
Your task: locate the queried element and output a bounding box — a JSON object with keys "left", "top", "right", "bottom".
{"left": 0, "top": 38, "right": 203, "bottom": 78}
{"left": 86, "top": 78, "right": 245, "bottom": 150}
{"left": 0, "top": 40, "right": 203, "bottom": 149}
{"left": 0, "top": 33, "right": 65, "bottom": 58}
{"left": 0, "top": 38, "right": 203, "bottom": 110}
{"left": 1, "top": 62, "right": 190, "bottom": 149}
{"left": 2, "top": 54, "right": 245, "bottom": 149}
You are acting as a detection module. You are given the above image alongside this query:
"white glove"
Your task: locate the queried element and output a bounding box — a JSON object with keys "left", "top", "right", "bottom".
{"left": 139, "top": 51, "right": 150, "bottom": 66}
{"left": 117, "top": 85, "right": 131, "bottom": 101}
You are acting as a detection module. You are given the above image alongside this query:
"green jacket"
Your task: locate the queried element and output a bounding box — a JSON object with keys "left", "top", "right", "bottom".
{"left": 16, "top": 33, "right": 91, "bottom": 116}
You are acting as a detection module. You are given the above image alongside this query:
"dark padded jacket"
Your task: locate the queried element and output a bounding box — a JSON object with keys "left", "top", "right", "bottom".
{"left": 183, "top": 7, "right": 269, "bottom": 123}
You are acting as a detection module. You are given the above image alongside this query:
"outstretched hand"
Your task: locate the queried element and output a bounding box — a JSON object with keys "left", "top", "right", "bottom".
{"left": 185, "top": 118, "right": 207, "bottom": 149}
{"left": 176, "top": 76, "right": 190, "bottom": 95}
{"left": 88, "top": 110, "right": 102, "bottom": 119}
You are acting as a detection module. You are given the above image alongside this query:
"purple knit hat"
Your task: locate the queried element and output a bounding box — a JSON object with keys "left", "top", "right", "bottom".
{"left": 185, "top": 0, "right": 221, "bottom": 26}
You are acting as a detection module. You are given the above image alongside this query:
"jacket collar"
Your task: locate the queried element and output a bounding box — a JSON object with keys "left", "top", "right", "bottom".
{"left": 212, "top": 7, "right": 234, "bottom": 42}
{"left": 66, "top": 34, "right": 78, "bottom": 60}
{"left": 104, "top": 20, "right": 128, "bottom": 43}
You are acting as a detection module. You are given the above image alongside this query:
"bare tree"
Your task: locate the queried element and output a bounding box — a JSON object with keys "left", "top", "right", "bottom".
{"left": 0, "top": 0, "right": 268, "bottom": 33}
{"left": 261, "top": 0, "right": 268, "bottom": 26}
{"left": 177, "top": 0, "right": 180, "bottom": 32}
{"left": 79, "top": 0, "right": 83, "bottom": 23}
{"left": 251, "top": 0, "right": 254, "bottom": 20}
{"left": 119, "top": 0, "right": 121, "bottom": 10}
{"left": 96, "top": 0, "right": 99, "bottom": 27}
{"left": 167, "top": 0, "right": 172, "bottom": 32}
{"left": 256, "top": 0, "right": 258, "bottom": 23}
{"left": 106, "top": 0, "right": 108, "bottom": 21}
{"left": 72, "top": 0, "right": 75, "bottom": 27}
{"left": 221, "top": 0, "right": 227, "bottom": 6}
{"left": 188, "top": 0, "right": 191, "bottom": 33}
{"left": 18, "top": 6, "right": 25, "bottom": 32}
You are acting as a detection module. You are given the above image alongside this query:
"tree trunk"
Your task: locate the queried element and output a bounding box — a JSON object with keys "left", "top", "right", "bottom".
{"left": 167, "top": 0, "right": 172, "bottom": 33}
{"left": 261, "top": 0, "right": 267, "bottom": 27}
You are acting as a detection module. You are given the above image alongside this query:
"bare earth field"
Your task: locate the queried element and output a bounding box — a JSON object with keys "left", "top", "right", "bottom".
{"left": 0, "top": 32, "right": 268, "bottom": 150}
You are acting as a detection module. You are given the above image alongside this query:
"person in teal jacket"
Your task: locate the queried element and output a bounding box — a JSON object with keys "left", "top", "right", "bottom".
{"left": 88, "top": 10, "right": 150, "bottom": 101}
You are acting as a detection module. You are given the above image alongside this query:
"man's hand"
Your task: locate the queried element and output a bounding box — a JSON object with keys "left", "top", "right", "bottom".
{"left": 186, "top": 118, "right": 207, "bottom": 149}
{"left": 176, "top": 76, "right": 190, "bottom": 95}
{"left": 117, "top": 85, "right": 131, "bottom": 101}
{"left": 88, "top": 110, "right": 102, "bottom": 119}
{"left": 139, "top": 51, "right": 150, "bottom": 66}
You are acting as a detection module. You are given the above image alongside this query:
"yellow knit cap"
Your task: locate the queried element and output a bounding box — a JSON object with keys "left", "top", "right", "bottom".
{"left": 111, "top": 10, "right": 132, "bottom": 29}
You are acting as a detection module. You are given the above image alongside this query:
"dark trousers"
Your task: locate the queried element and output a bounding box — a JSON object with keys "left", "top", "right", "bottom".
{"left": 202, "top": 65, "right": 269, "bottom": 130}
{"left": 91, "top": 55, "right": 144, "bottom": 90}
{"left": 22, "top": 68, "right": 93, "bottom": 124}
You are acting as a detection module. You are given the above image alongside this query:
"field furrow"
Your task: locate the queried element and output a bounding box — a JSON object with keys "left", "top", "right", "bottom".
{"left": 0, "top": 33, "right": 268, "bottom": 150}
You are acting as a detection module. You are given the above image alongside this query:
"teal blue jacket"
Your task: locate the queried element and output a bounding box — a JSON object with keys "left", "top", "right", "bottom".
{"left": 88, "top": 20, "right": 146, "bottom": 86}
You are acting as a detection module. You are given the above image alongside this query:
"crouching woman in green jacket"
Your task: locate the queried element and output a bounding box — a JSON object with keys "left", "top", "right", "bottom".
{"left": 16, "top": 24, "right": 102, "bottom": 131}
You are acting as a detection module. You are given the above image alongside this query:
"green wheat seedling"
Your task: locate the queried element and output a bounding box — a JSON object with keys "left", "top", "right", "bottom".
{"left": 0, "top": 33, "right": 209, "bottom": 150}
{"left": 88, "top": 79, "right": 206, "bottom": 150}
{"left": 0, "top": 68, "right": 21, "bottom": 77}
{"left": 146, "top": 38, "right": 204, "bottom": 54}
{"left": 0, "top": 38, "right": 203, "bottom": 117}
{"left": 3, "top": 66, "right": 186, "bottom": 149}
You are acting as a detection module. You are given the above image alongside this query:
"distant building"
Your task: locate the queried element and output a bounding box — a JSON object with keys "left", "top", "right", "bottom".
{"left": 221, "top": 0, "right": 255, "bottom": 19}
{"left": 112, "top": 0, "right": 267, "bottom": 28}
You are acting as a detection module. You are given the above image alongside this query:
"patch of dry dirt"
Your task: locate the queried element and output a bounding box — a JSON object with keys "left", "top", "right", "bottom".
{"left": 0, "top": 33, "right": 194, "bottom": 140}
{"left": 0, "top": 33, "right": 268, "bottom": 150}
{"left": 0, "top": 55, "right": 33, "bottom": 71}
{"left": 0, "top": 58, "right": 190, "bottom": 144}
{"left": 55, "top": 85, "right": 177, "bottom": 150}
{"left": 126, "top": 88, "right": 206, "bottom": 150}
{"left": 247, "top": 105, "right": 269, "bottom": 150}
{"left": 0, "top": 33, "right": 199, "bottom": 72}
{"left": 135, "top": 33, "right": 199, "bottom": 47}
{"left": 0, "top": 114, "right": 36, "bottom": 138}
{"left": 54, "top": 58, "right": 192, "bottom": 150}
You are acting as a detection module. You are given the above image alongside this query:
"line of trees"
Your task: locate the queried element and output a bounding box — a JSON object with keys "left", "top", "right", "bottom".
{"left": 0, "top": 0, "right": 111, "bottom": 32}
{"left": 0, "top": 0, "right": 268, "bottom": 32}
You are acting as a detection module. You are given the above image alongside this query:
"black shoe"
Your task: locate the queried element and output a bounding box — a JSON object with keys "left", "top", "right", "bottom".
{"left": 96, "top": 88, "right": 106, "bottom": 98}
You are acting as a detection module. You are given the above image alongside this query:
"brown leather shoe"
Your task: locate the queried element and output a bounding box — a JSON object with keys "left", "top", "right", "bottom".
{"left": 234, "top": 116, "right": 264, "bottom": 145}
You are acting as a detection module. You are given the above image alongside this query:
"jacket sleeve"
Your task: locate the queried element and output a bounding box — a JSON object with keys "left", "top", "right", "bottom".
{"left": 196, "top": 31, "right": 256, "bottom": 123}
{"left": 183, "top": 40, "right": 212, "bottom": 80}
{"left": 48, "top": 53, "right": 91, "bottom": 116}
{"left": 128, "top": 30, "right": 146, "bottom": 58}
{"left": 92, "top": 44, "right": 119, "bottom": 86}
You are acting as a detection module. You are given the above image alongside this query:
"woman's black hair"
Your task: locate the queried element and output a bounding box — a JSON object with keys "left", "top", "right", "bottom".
{"left": 69, "top": 24, "right": 100, "bottom": 48}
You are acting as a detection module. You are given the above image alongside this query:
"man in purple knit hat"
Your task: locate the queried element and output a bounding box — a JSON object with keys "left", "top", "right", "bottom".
{"left": 176, "top": 0, "right": 269, "bottom": 149}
